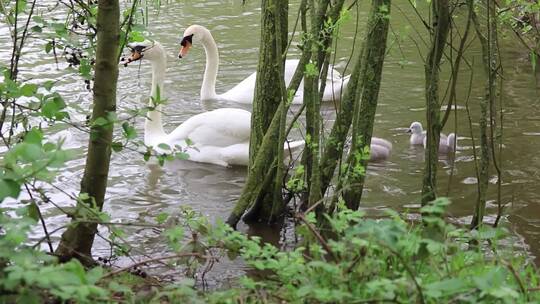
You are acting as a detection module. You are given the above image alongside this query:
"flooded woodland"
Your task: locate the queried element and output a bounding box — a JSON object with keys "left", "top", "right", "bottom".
{"left": 1, "top": 0, "right": 540, "bottom": 303}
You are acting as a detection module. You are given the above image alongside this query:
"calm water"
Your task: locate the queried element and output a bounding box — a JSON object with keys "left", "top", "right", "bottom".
{"left": 2, "top": 1, "right": 540, "bottom": 285}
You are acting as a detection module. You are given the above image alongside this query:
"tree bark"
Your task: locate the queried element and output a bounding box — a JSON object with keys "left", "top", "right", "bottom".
{"left": 341, "top": 0, "right": 391, "bottom": 210}
{"left": 421, "top": 0, "right": 450, "bottom": 206}
{"left": 55, "top": 0, "right": 119, "bottom": 264}
{"left": 304, "top": 0, "right": 329, "bottom": 209}
{"left": 244, "top": 0, "right": 288, "bottom": 223}
{"left": 470, "top": 0, "right": 499, "bottom": 229}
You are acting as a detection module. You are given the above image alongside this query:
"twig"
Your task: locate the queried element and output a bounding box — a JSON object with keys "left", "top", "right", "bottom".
{"left": 295, "top": 212, "right": 335, "bottom": 261}
{"left": 24, "top": 183, "right": 53, "bottom": 253}
{"left": 101, "top": 253, "right": 209, "bottom": 279}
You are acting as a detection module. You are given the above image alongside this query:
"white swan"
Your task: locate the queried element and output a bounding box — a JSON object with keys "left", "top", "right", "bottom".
{"left": 369, "top": 137, "right": 392, "bottom": 161}
{"left": 407, "top": 121, "right": 427, "bottom": 145}
{"left": 46, "top": 129, "right": 80, "bottom": 149}
{"left": 423, "top": 133, "right": 457, "bottom": 154}
{"left": 178, "top": 25, "right": 350, "bottom": 104}
{"left": 124, "top": 41, "right": 304, "bottom": 167}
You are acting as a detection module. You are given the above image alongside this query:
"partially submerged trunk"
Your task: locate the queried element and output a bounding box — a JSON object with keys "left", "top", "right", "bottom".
{"left": 55, "top": 0, "right": 119, "bottom": 264}
{"left": 229, "top": 0, "right": 289, "bottom": 225}
{"left": 421, "top": 0, "right": 450, "bottom": 206}
{"left": 342, "top": 0, "right": 391, "bottom": 210}
{"left": 470, "top": 0, "right": 500, "bottom": 229}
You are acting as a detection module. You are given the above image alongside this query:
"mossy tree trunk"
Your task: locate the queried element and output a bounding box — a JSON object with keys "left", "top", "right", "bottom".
{"left": 470, "top": 0, "right": 499, "bottom": 229}
{"left": 55, "top": 0, "right": 119, "bottom": 264}
{"left": 341, "top": 0, "right": 391, "bottom": 210}
{"left": 230, "top": 0, "right": 288, "bottom": 224}
{"left": 301, "top": 0, "right": 349, "bottom": 213}
{"left": 319, "top": 48, "right": 364, "bottom": 198}
{"left": 421, "top": 0, "right": 450, "bottom": 206}
{"left": 304, "top": 0, "right": 329, "bottom": 210}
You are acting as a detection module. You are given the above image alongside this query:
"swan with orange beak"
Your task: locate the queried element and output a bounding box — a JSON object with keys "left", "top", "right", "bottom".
{"left": 177, "top": 24, "right": 350, "bottom": 103}
{"left": 122, "top": 40, "right": 304, "bottom": 167}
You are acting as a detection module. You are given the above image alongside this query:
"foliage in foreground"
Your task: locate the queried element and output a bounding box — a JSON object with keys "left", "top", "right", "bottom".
{"left": 1, "top": 198, "right": 539, "bottom": 303}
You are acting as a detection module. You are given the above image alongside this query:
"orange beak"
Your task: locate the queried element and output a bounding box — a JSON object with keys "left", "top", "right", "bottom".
{"left": 178, "top": 42, "right": 191, "bottom": 59}
{"left": 126, "top": 51, "right": 143, "bottom": 64}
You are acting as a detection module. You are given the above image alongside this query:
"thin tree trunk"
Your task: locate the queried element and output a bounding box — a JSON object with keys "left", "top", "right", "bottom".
{"left": 421, "top": 0, "right": 450, "bottom": 206}
{"left": 470, "top": 0, "right": 499, "bottom": 229}
{"left": 341, "top": 0, "right": 391, "bottom": 209}
{"left": 305, "top": 0, "right": 330, "bottom": 209}
{"left": 55, "top": 0, "right": 119, "bottom": 264}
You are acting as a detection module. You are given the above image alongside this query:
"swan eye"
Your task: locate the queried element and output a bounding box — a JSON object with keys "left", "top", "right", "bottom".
{"left": 180, "top": 34, "right": 194, "bottom": 47}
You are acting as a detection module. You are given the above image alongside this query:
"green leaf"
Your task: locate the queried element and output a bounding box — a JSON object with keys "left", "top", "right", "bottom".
{"left": 0, "top": 179, "right": 21, "bottom": 202}
{"left": 24, "top": 128, "right": 43, "bottom": 145}
{"left": 85, "top": 267, "right": 103, "bottom": 285}
{"left": 45, "top": 41, "right": 53, "bottom": 54}
{"left": 156, "top": 212, "right": 169, "bottom": 224}
{"left": 32, "top": 16, "right": 45, "bottom": 24}
{"left": 30, "top": 25, "right": 42, "bottom": 33}
{"left": 305, "top": 62, "right": 318, "bottom": 77}
{"left": 175, "top": 152, "right": 189, "bottom": 160}
{"left": 121, "top": 122, "right": 136, "bottom": 140}
{"left": 79, "top": 58, "right": 92, "bottom": 80}
{"left": 157, "top": 143, "right": 170, "bottom": 150}
{"left": 20, "top": 83, "right": 37, "bottom": 97}
{"left": 41, "top": 96, "right": 66, "bottom": 119}
{"left": 93, "top": 117, "right": 109, "bottom": 127}
{"left": 143, "top": 149, "right": 151, "bottom": 161}
{"left": 41, "top": 102, "right": 59, "bottom": 119}
{"left": 129, "top": 31, "right": 145, "bottom": 42}
{"left": 16, "top": 0, "right": 27, "bottom": 12}
{"left": 43, "top": 80, "right": 54, "bottom": 91}
{"left": 27, "top": 202, "right": 40, "bottom": 221}
{"left": 111, "top": 142, "right": 123, "bottom": 152}
{"left": 19, "top": 143, "right": 43, "bottom": 161}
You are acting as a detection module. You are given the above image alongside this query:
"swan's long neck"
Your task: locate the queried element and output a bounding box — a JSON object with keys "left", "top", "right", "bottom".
{"left": 145, "top": 55, "right": 167, "bottom": 145}
{"left": 200, "top": 31, "right": 219, "bottom": 100}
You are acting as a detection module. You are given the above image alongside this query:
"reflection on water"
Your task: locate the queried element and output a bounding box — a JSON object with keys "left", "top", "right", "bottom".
{"left": 1, "top": 0, "right": 540, "bottom": 285}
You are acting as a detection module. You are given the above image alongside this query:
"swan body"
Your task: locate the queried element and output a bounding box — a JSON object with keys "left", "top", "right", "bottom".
{"left": 423, "top": 132, "right": 457, "bottom": 154}
{"left": 369, "top": 137, "right": 392, "bottom": 161}
{"left": 47, "top": 129, "right": 80, "bottom": 149}
{"left": 407, "top": 121, "right": 427, "bottom": 145}
{"left": 125, "top": 41, "right": 304, "bottom": 167}
{"left": 179, "top": 25, "right": 350, "bottom": 104}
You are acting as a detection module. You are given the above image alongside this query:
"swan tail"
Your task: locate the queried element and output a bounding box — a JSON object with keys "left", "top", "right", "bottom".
{"left": 284, "top": 140, "right": 305, "bottom": 152}
{"left": 341, "top": 74, "right": 351, "bottom": 88}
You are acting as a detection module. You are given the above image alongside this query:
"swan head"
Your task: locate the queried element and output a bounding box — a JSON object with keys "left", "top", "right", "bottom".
{"left": 125, "top": 41, "right": 165, "bottom": 64}
{"left": 407, "top": 121, "right": 423, "bottom": 134}
{"left": 178, "top": 25, "right": 211, "bottom": 58}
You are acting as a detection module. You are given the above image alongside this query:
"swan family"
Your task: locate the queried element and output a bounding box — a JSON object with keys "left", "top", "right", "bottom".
{"left": 407, "top": 121, "right": 458, "bottom": 153}
{"left": 123, "top": 25, "right": 457, "bottom": 167}
{"left": 124, "top": 41, "right": 303, "bottom": 167}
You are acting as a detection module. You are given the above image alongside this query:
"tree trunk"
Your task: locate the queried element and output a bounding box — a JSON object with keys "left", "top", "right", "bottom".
{"left": 470, "top": 0, "right": 499, "bottom": 229}
{"left": 341, "top": 0, "right": 391, "bottom": 210}
{"left": 55, "top": 0, "right": 119, "bottom": 264}
{"left": 244, "top": 0, "right": 288, "bottom": 223}
{"left": 421, "top": 0, "right": 450, "bottom": 206}
{"left": 304, "top": 0, "right": 329, "bottom": 209}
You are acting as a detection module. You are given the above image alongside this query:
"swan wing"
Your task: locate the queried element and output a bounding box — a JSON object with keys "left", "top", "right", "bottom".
{"left": 220, "top": 59, "right": 348, "bottom": 104}
{"left": 220, "top": 72, "right": 257, "bottom": 103}
{"left": 166, "top": 108, "right": 251, "bottom": 148}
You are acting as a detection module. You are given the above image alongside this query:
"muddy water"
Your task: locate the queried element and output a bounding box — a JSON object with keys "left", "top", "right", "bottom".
{"left": 2, "top": 1, "right": 540, "bottom": 286}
